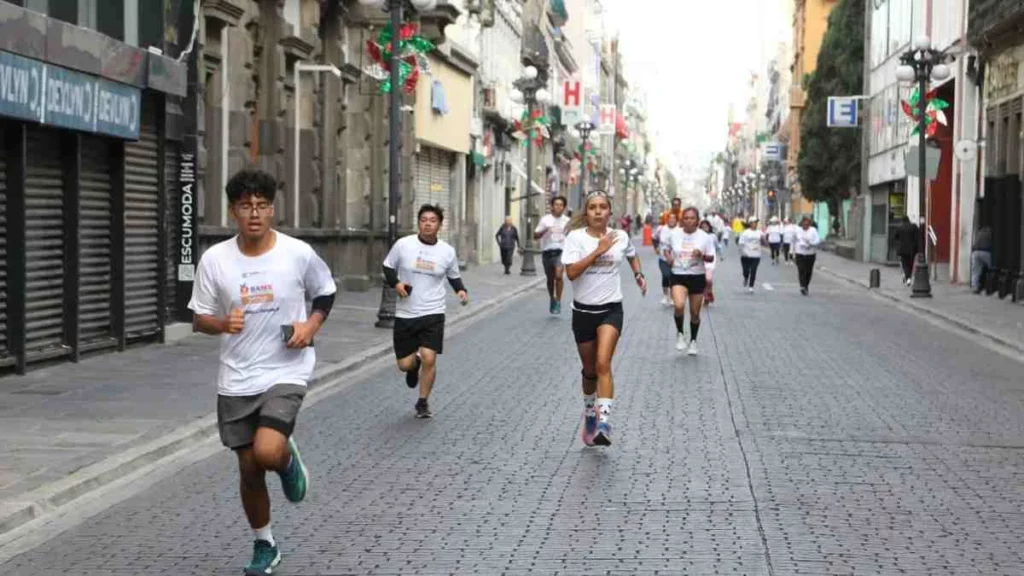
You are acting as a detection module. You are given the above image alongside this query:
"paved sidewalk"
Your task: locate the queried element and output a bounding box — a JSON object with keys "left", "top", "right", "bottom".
{"left": 816, "top": 251, "right": 1024, "bottom": 354}
{"left": 0, "top": 258, "right": 544, "bottom": 535}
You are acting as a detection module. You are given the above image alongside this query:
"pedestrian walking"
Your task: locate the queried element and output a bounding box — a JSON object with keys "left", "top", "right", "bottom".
{"left": 699, "top": 219, "right": 718, "bottom": 305}
{"left": 893, "top": 216, "right": 919, "bottom": 286}
{"left": 738, "top": 217, "right": 763, "bottom": 293}
{"left": 664, "top": 207, "right": 716, "bottom": 355}
{"left": 971, "top": 225, "right": 993, "bottom": 293}
{"left": 188, "top": 168, "right": 337, "bottom": 576}
{"left": 562, "top": 190, "right": 646, "bottom": 447}
{"left": 535, "top": 196, "right": 571, "bottom": 314}
{"left": 382, "top": 204, "right": 469, "bottom": 419}
{"left": 495, "top": 217, "right": 520, "bottom": 275}
{"left": 781, "top": 218, "right": 797, "bottom": 263}
{"left": 655, "top": 212, "right": 679, "bottom": 306}
{"left": 794, "top": 215, "right": 822, "bottom": 295}
{"left": 766, "top": 216, "right": 783, "bottom": 265}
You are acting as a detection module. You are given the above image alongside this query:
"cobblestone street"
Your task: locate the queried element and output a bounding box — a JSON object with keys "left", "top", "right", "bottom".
{"left": 5, "top": 248, "right": 1024, "bottom": 575}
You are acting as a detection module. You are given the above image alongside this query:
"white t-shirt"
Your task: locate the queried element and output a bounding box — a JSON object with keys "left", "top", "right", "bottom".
{"left": 188, "top": 232, "right": 337, "bottom": 397}
{"left": 738, "top": 229, "right": 764, "bottom": 258}
{"left": 794, "top": 227, "right": 822, "bottom": 255}
{"left": 766, "top": 224, "right": 783, "bottom": 244}
{"left": 782, "top": 224, "right": 798, "bottom": 244}
{"left": 536, "top": 214, "right": 571, "bottom": 252}
{"left": 667, "top": 228, "right": 717, "bottom": 275}
{"left": 561, "top": 228, "right": 636, "bottom": 307}
{"left": 657, "top": 225, "right": 676, "bottom": 261}
{"left": 383, "top": 235, "right": 461, "bottom": 319}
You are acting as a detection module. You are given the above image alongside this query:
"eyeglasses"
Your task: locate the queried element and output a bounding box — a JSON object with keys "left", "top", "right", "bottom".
{"left": 235, "top": 202, "right": 273, "bottom": 214}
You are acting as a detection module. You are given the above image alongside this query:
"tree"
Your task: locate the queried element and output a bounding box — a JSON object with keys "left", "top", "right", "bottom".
{"left": 797, "top": 0, "right": 864, "bottom": 231}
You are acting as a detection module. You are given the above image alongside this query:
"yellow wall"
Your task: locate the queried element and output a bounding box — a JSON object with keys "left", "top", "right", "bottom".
{"left": 802, "top": 0, "right": 837, "bottom": 77}
{"left": 415, "top": 54, "right": 473, "bottom": 154}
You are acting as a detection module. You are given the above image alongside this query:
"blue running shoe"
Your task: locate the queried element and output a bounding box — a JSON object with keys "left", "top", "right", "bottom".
{"left": 593, "top": 422, "right": 612, "bottom": 446}
{"left": 279, "top": 437, "right": 308, "bottom": 503}
{"left": 244, "top": 540, "right": 281, "bottom": 575}
{"left": 581, "top": 409, "right": 598, "bottom": 446}
{"left": 553, "top": 301, "right": 562, "bottom": 315}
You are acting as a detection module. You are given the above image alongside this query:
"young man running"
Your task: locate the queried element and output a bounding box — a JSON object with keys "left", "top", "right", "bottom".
{"left": 189, "top": 168, "right": 337, "bottom": 576}
{"left": 535, "top": 196, "right": 571, "bottom": 314}
{"left": 383, "top": 204, "right": 469, "bottom": 418}
{"left": 563, "top": 191, "right": 646, "bottom": 447}
{"left": 664, "top": 207, "right": 716, "bottom": 355}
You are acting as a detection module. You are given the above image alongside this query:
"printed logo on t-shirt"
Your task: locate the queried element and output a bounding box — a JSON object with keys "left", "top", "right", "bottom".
{"left": 414, "top": 256, "right": 437, "bottom": 272}
{"left": 240, "top": 282, "right": 275, "bottom": 305}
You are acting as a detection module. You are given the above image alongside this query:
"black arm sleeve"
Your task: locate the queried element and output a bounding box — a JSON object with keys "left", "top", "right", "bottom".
{"left": 382, "top": 265, "right": 399, "bottom": 288}
{"left": 448, "top": 277, "right": 467, "bottom": 293}
{"left": 310, "top": 293, "right": 335, "bottom": 319}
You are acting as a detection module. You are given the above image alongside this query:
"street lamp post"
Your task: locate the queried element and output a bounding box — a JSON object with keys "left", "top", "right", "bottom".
{"left": 510, "top": 65, "right": 552, "bottom": 277}
{"left": 896, "top": 35, "right": 953, "bottom": 299}
{"left": 365, "top": 0, "right": 439, "bottom": 329}
{"left": 293, "top": 63, "right": 342, "bottom": 227}
{"left": 573, "top": 120, "right": 596, "bottom": 206}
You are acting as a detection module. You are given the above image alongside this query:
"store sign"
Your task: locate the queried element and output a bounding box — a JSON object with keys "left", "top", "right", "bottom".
{"left": 0, "top": 50, "right": 140, "bottom": 140}
{"left": 178, "top": 153, "right": 197, "bottom": 282}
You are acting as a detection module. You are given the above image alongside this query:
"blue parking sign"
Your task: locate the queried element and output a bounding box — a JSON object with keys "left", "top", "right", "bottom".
{"left": 827, "top": 96, "right": 859, "bottom": 128}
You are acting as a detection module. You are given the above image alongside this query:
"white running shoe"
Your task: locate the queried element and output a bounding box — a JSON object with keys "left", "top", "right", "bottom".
{"left": 676, "top": 333, "right": 686, "bottom": 351}
{"left": 660, "top": 295, "right": 670, "bottom": 306}
{"left": 747, "top": 286, "right": 754, "bottom": 294}
{"left": 687, "top": 341, "right": 699, "bottom": 356}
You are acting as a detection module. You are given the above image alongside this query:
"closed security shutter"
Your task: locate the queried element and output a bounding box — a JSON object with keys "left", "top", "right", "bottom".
{"left": 163, "top": 140, "right": 179, "bottom": 323}
{"left": 24, "top": 127, "right": 67, "bottom": 358}
{"left": 415, "top": 147, "right": 453, "bottom": 241}
{"left": 0, "top": 143, "right": 9, "bottom": 360}
{"left": 79, "top": 136, "right": 116, "bottom": 349}
{"left": 123, "top": 107, "right": 161, "bottom": 341}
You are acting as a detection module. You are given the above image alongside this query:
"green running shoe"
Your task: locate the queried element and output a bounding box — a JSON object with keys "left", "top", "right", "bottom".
{"left": 279, "top": 437, "right": 309, "bottom": 503}
{"left": 244, "top": 539, "right": 281, "bottom": 575}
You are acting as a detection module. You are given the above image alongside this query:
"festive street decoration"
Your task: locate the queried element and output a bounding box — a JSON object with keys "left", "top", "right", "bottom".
{"left": 574, "top": 140, "right": 598, "bottom": 172}
{"left": 901, "top": 86, "right": 949, "bottom": 138}
{"left": 512, "top": 108, "right": 551, "bottom": 148}
{"left": 364, "top": 22, "right": 435, "bottom": 94}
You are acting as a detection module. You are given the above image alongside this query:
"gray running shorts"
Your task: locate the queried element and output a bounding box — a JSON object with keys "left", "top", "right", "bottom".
{"left": 217, "top": 383, "right": 307, "bottom": 449}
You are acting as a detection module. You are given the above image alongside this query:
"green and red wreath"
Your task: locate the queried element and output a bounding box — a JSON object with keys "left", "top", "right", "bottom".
{"left": 364, "top": 22, "right": 435, "bottom": 94}
{"left": 901, "top": 86, "right": 949, "bottom": 138}
{"left": 512, "top": 108, "right": 551, "bottom": 148}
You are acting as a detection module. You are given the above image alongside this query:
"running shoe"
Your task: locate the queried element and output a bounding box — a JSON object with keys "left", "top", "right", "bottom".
{"left": 279, "top": 437, "right": 309, "bottom": 503}
{"left": 581, "top": 409, "right": 598, "bottom": 446}
{"left": 801, "top": 287, "right": 809, "bottom": 296}
{"left": 676, "top": 333, "right": 686, "bottom": 351}
{"left": 549, "top": 299, "right": 557, "bottom": 314}
{"left": 553, "top": 301, "right": 562, "bottom": 314}
{"left": 244, "top": 540, "right": 281, "bottom": 575}
{"left": 415, "top": 398, "right": 433, "bottom": 419}
{"left": 687, "top": 341, "right": 699, "bottom": 356}
{"left": 660, "top": 295, "right": 670, "bottom": 306}
{"left": 747, "top": 286, "right": 754, "bottom": 294}
{"left": 405, "top": 355, "right": 421, "bottom": 389}
{"left": 593, "top": 422, "right": 612, "bottom": 446}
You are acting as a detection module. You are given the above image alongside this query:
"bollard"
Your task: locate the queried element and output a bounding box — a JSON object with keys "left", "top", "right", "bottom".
{"left": 869, "top": 268, "right": 881, "bottom": 289}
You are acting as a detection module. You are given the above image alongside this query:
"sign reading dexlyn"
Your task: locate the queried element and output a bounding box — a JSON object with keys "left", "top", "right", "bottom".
{"left": 0, "top": 50, "right": 140, "bottom": 140}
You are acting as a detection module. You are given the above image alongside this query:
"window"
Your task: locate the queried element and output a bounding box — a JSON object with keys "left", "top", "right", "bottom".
{"left": 49, "top": 0, "right": 77, "bottom": 24}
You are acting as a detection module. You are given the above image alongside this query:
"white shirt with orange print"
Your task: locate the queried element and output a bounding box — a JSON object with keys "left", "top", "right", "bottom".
{"left": 383, "top": 234, "right": 461, "bottom": 319}
{"left": 561, "top": 228, "right": 636, "bottom": 307}
{"left": 189, "top": 232, "right": 337, "bottom": 396}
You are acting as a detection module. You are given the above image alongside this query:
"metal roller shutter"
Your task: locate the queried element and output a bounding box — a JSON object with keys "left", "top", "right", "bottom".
{"left": 24, "top": 127, "right": 67, "bottom": 358}
{"left": 415, "top": 147, "right": 453, "bottom": 242}
{"left": 79, "top": 136, "right": 115, "bottom": 349}
{"left": 0, "top": 143, "right": 9, "bottom": 360}
{"left": 123, "top": 109, "right": 161, "bottom": 340}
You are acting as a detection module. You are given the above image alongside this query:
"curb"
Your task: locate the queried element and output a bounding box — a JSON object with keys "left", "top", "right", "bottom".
{"left": 819, "top": 265, "right": 1024, "bottom": 357}
{"left": 0, "top": 277, "right": 545, "bottom": 538}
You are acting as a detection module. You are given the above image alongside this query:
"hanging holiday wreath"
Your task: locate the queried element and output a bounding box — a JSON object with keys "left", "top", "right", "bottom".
{"left": 364, "top": 22, "right": 435, "bottom": 94}
{"left": 574, "top": 140, "right": 598, "bottom": 172}
{"left": 512, "top": 108, "right": 551, "bottom": 148}
{"left": 901, "top": 86, "right": 949, "bottom": 139}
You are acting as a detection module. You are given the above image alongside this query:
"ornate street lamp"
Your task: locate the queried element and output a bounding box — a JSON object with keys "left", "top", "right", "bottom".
{"left": 571, "top": 120, "right": 596, "bottom": 205}
{"left": 509, "top": 65, "right": 552, "bottom": 276}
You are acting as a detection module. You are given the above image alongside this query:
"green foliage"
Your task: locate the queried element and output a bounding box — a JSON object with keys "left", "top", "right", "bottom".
{"left": 797, "top": 0, "right": 864, "bottom": 221}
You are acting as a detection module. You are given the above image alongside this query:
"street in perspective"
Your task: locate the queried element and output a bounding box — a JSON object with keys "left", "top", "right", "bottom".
{"left": 2, "top": 0, "right": 1024, "bottom": 575}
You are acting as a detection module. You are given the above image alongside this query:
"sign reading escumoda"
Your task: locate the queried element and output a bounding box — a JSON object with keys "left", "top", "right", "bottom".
{"left": 0, "top": 50, "right": 140, "bottom": 140}
{"left": 178, "top": 153, "right": 197, "bottom": 282}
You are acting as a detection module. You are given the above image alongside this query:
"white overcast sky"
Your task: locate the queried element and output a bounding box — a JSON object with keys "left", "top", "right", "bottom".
{"left": 602, "top": 0, "right": 791, "bottom": 174}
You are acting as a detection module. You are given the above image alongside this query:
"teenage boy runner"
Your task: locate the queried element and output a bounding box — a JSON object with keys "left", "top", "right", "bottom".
{"left": 535, "top": 196, "right": 571, "bottom": 314}
{"left": 383, "top": 204, "right": 469, "bottom": 418}
{"left": 189, "top": 168, "right": 337, "bottom": 576}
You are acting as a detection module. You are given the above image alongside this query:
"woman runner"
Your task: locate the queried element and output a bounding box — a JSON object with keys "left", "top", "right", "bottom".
{"left": 698, "top": 219, "right": 718, "bottom": 305}
{"left": 562, "top": 191, "right": 646, "bottom": 447}
{"left": 655, "top": 212, "right": 678, "bottom": 306}
{"left": 738, "top": 217, "right": 764, "bottom": 293}
{"left": 664, "top": 207, "right": 716, "bottom": 355}
{"left": 794, "top": 215, "right": 822, "bottom": 295}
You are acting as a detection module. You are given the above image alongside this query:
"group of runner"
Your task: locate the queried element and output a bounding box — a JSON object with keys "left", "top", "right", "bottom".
{"left": 186, "top": 166, "right": 823, "bottom": 575}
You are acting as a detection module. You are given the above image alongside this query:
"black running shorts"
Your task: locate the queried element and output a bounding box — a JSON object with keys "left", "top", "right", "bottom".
{"left": 217, "top": 384, "right": 306, "bottom": 449}
{"left": 393, "top": 313, "right": 445, "bottom": 359}
{"left": 670, "top": 273, "right": 707, "bottom": 294}
{"left": 571, "top": 301, "right": 624, "bottom": 344}
{"left": 542, "top": 249, "right": 564, "bottom": 277}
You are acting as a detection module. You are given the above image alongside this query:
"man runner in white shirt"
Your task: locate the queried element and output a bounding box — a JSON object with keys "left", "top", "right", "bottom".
{"left": 383, "top": 204, "right": 469, "bottom": 418}
{"left": 535, "top": 196, "right": 571, "bottom": 314}
{"left": 189, "top": 169, "right": 337, "bottom": 576}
